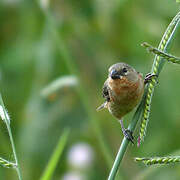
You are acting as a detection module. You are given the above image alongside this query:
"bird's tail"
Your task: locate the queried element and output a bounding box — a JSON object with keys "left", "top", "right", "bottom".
{"left": 96, "top": 102, "right": 107, "bottom": 111}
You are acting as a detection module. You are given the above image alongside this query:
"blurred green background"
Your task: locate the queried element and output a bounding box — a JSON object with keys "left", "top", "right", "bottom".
{"left": 0, "top": 0, "right": 180, "bottom": 180}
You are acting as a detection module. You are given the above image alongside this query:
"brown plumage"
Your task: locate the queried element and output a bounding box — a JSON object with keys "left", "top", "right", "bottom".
{"left": 97, "top": 62, "right": 144, "bottom": 143}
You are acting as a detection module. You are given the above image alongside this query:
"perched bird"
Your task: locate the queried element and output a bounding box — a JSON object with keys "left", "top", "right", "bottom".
{"left": 97, "top": 62, "right": 154, "bottom": 143}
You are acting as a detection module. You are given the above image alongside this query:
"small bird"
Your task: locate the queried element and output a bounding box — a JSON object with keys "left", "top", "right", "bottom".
{"left": 97, "top": 62, "right": 154, "bottom": 143}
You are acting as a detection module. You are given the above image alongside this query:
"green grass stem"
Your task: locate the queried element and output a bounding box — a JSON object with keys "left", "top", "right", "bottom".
{"left": 139, "top": 11, "right": 180, "bottom": 143}
{"left": 108, "top": 96, "right": 145, "bottom": 180}
{"left": 40, "top": 128, "right": 70, "bottom": 180}
{"left": 108, "top": 10, "right": 180, "bottom": 180}
{"left": 0, "top": 94, "right": 22, "bottom": 180}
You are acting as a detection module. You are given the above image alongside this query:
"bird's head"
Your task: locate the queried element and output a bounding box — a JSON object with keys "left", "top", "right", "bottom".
{"left": 108, "top": 63, "right": 139, "bottom": 82}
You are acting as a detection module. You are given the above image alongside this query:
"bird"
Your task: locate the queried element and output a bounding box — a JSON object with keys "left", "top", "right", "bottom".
{"left": 97, "top": 62, "right": 155, "bottom": 143}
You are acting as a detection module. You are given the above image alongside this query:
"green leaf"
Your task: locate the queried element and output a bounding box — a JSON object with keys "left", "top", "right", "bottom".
{"left": 40, "top": 128, "right": 70, "bottom": 180}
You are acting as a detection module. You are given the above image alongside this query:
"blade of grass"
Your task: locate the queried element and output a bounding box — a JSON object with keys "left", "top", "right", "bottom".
{"left": 0, "top": 94, "right": 22, "bottom": 180}
{"left": 40, "top": 128, "right": 70, "bottom": 180}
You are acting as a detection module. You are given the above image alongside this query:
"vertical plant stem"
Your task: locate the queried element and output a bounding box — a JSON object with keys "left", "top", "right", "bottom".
{"left": 139, "top": 11, "right": 180, "bottom": 142}
{"left": 108, "top": 99, "right": 144, "bottom": 180}
{"left": 6, "top": 125, "right": 22, "bottom": 180}
{"left": 108, "top": 10, "right": 180, "bottom": 180}
{"left": 0, "top": 94, "right": 22, "bottom": 180}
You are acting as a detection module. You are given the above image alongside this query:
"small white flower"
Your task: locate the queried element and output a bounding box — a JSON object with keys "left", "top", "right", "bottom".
{"left": 0, "top": 105, "right": 10, "bottom": 124}
{"left": 62, "top": 171, "right": 85, "bottom": 180}
{"left": 39, "top": 0, "right": 50, "bottom": 10}
{"left": 67, "top": 143, "right": 94, "bottom": 169}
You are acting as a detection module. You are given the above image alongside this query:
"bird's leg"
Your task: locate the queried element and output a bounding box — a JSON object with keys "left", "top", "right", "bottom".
{"left": 144, "top": 73, "right": 158, "bottom": 84}
{"left": 119, "top": 119, "right": 134, "bottom": 144}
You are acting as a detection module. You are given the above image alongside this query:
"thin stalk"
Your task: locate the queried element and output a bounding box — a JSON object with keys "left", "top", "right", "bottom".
{"left": 0, "top": 94, "right": 22, "bottom": 180}
{"left": 108, "top": 10, "right": 180, "bottom": 180}
{"left": 40, "top": 128, "right": 70, "bottom": 180}
{"left": 6, "top": 125, "right": 22, "bottom": 180}
{"left": 108, "top": 97, "right": 145, "bottom": 180}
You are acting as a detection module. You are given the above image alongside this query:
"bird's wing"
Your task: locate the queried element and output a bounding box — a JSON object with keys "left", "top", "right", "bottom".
{"left": 96, "top": 80, "right": 110, "bottom": 111}
{"left": 102, "top": 79, "right": 110, "bottom": 102}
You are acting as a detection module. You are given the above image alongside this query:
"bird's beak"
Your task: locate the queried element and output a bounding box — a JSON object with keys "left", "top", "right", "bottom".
{"left": 110, "top": 70, "right": 121, "bottom": 79}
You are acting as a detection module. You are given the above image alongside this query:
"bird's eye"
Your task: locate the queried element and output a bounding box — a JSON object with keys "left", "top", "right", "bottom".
{"left": 122, "top": 68, "right": 127, "bottom": 73}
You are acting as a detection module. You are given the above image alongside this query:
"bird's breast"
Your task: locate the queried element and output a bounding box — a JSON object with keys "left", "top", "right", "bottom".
{"left": 107, "top": 75, "right": 144, "bottom": 119}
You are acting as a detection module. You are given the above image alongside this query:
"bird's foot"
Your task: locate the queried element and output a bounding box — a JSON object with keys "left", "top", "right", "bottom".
{"left": 119, "top": 119, "right": 134, "bottom": 144}
{"left": 144, "top": 73, "right": 158, "bottom": 84}
{"left": 123, "top": 129, "right": 134, "bottom": 144}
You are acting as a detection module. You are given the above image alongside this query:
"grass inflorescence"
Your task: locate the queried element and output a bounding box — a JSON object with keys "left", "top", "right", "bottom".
{"left": 108, "top": 9, "right": 180, "bottom": 180}
{"left": 138, "top": 11, "right": 180, "bottom": 144}
{"left": 135, "top": 156, "right": 180, "bottom": 165}
{"left": 141, "top": 42, "right": 180, "bottom": 64}
{"left": 0, "top": 157, "right": 16, "bottom": 169}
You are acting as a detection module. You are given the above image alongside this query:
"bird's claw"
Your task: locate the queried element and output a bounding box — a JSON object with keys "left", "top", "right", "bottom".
{"left": 123, "top": 129, "right": 134, "bottom": 144}
{"left": 144, "top": 73, "right": 158, "bottom": 84}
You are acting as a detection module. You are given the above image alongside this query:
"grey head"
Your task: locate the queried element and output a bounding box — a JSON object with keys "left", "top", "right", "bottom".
{"left": 108, "top": 62, "right": 139, "bottom": 82}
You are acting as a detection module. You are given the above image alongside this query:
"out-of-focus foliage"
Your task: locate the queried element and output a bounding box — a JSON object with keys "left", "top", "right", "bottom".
{"left": 0, "top": 0, "right": 180, "bottom": 180}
